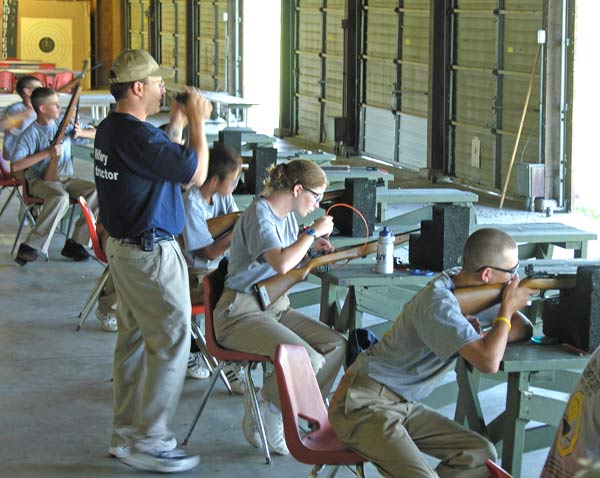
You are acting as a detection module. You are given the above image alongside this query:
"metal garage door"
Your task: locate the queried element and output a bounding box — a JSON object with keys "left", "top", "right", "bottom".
{"left": 157, "top": 0, "right": 186, "bottom": 85}
{"left": 127, "top": 0, "right": 151, "bottom": 50}
{"left": 194, "top": 0, "right": 228, "bottom": 91}
{"left": 360, "top": 0, "right": 429, "bottom": 170}
{"left": 449, "top": 0, "right": 543, "bottom": 196}
{"left": 295, "top": 0, "right": 345, "bottom": 145}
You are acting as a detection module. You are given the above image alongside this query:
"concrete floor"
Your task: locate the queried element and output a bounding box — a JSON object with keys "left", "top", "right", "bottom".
{"left": 2, "top": 148, "right": 599, "bottom": 478}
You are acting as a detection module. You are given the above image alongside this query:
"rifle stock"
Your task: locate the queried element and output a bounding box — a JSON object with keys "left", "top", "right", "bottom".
{"left": 206, "top": 211, "right": 241, "bottom": 239}
{"left": 44, "top": 85, "right": 82, "bottom": 181}
{"left": 255, "top": 232, "right": 413, "bottom": 310}
{"left": 455, "top": 275, "right": 577, "bottom": 316}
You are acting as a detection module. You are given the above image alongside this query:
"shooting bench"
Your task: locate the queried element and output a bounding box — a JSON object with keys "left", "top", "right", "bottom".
{"left": 470, "top": 222, "right": 597, "bottom": 259}
{"left": 203, "top": 91, "right": 257, "bottom": 127}
{"left": 316, "top": 264, "right": 432, "bottom": 336}
{"left": 377, "top": 187, "right": 479, "bottom": 224}
{"left": 454, "top": 342, "right": 590, "bottom": 477}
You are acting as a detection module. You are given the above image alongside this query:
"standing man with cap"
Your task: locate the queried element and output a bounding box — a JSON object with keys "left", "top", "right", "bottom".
{"left": 94, "top": 49, "right": 212, "bottom": 473}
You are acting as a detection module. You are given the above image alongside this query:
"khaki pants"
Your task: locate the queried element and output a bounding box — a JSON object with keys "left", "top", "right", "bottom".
{"left": 328, "top": 366, "right": 496, "bottom": 478}
{"left": 106, "top": 237, "right": 191, "bottom": 453}
{"left": 213, "top": 287, "right": 347, "bottom": 407}
{"left": 27, "top": 177, "right": 97, "bottom": 253}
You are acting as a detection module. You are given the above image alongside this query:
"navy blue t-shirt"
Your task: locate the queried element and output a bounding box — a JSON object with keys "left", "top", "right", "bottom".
{"left": 94, "top": 112, "right": 198, "bottom": 239}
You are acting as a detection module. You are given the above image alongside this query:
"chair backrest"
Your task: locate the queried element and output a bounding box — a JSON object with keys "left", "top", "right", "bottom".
{"left": 0, "top": 151, "right": 11, "bottom": 178}
{"left": 485, "top": 460, "right": 512, "bottom": 478}
{"left": 53, "top": 71, "right": 74, "bottom": 92}
{"left": 274, "top": 344, "right": 330, "bottom": 451}
{"left": 0, "top": 71, "right": 15, "bottom": 93}
{"left": 202, "top": 265, "right": 228, "bottom": 358}
{"left": 29, "top": 71, "right": 53, "bottom": 88}
{"left": 77, "top": 196, "right": 107, "bottom": 263}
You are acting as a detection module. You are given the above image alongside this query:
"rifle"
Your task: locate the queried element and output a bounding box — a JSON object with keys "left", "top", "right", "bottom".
{"left": 206, "top": 211, "right": 241, "bottom": 239}
{"left": 455, "top": 273, "right": 577, "bottom": 316}
{"left": 255, "top": 230, "right": 416, "bottom": 310}
{"left": 56, "top": 60, "right": 102, "bottom": 93}
{"left": 44, "top": 84, "right": 82, "bottom": 181}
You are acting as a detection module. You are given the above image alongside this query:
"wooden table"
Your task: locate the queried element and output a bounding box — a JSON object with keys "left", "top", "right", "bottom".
{"left": 454, "top": 342, "right": 589, "bottom": 477}
{"left": 470, "top": 223, "right": 597, "bottom": 259}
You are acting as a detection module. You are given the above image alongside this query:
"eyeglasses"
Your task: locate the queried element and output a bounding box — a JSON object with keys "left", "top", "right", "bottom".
{"left": 301, "top": 185, "right": 324, "bottom": 203}
{"left": 141, "top": 79, "right": 165, "bottom": 89}
{"left": 476, "top": 261, "right": 520, "bottom": 277}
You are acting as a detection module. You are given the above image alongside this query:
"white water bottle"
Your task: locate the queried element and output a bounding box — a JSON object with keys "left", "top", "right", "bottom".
{"left": 376, "top": 227, "right": 394, "bottom": 274}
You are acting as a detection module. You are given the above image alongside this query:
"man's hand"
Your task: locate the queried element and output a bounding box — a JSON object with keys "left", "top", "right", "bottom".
{"left": 179, "top": 87, "right": 212, "bottom": 120}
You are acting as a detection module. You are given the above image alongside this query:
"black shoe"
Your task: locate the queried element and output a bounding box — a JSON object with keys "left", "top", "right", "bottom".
{"left": 61, "top": 239, "right": 90, "bottom": 261}
{"left": 15, "top": 243, "right": 39, "bottom": 266}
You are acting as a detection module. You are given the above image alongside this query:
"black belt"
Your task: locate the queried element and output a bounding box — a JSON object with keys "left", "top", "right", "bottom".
{"left": 121, "top": 235, "right": 175, "bottom": 245}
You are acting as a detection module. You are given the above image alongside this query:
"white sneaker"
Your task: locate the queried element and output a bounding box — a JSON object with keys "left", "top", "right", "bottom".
{"left": 110, "top": 437, "right": 177, "bottom": 459}
{"left": 96, "top": 309, "right": 117, "bottom": 332}
{"left": 242, "top": 390, "right": 261, "bottom": 448}
{"left": 109, "top": 445, "right": 130, "bottom": 459}
{"left": 186, "top": 353, "right": 210, "bottom": 380}
{"left": 259, "top": 401, "right": 289, "bottom": 455}
{"left": 121, "top": 448, "right": 200, "bottom": 473}
{"left": 223, "top": 362, "right": 246, "bottom": 395}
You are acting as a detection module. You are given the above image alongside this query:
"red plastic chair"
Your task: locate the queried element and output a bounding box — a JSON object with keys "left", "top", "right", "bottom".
{"left": 53, "top": 71, "right": 74, "bottom": 92}
{"left": 189, "top": 303, "right": 234, "bottom": 394}
{"left": 182, "top": 268, "right": 273, "bottom": 464}
{"left": 274, "top": 344, "right": 366, "bottom": 478}
{"left": 75, "top": 196, "right": 109, "bottom": 330}
{"left": 11, "top": 173, "right": 77, "bottom": 259}
{"left": 0, "top": 153, "right": 27, "bottom": 219}
{"left": 29, "top": 71, "right": 53, "bottom": 88}
{"left": 0, "top": 71, "right": 15, "bottom": 92}
{"left": 486, "top": 459, "right": 513, "bottom": 478}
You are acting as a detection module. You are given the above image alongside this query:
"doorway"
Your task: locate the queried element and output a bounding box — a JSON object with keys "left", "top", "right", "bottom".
{"left": 572, "top": 1, "right": 598, "bottom": 215}
{"left": 242, "top": 0, "right": 281, "bottom": 134}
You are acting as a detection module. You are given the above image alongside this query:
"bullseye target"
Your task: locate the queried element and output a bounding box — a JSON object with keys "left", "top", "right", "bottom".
{"left": 19, "top": 17, "right": 73, "bottom": 68}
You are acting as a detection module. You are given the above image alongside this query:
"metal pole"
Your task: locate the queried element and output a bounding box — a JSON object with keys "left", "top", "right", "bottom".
{"left": 537, "top": 29, "right": 546, "bottom": 164}
{"left": 557, "top": 0, "right": 568, "bottom": 208}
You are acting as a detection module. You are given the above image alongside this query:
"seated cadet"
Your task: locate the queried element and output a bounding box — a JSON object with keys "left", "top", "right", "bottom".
{"left": 328, "top": 228, "right": 537, "bottom": 478}
{"left": 11, "top": 87, "right": 97, "bottom": 265}
{"left": 182, "top": 144, "right": 246, "bottom": 390}
{"left": 0, "top": 75, "right": 43, "bottom": 160}
{"left": 541, "top": 344, "right": 600, "bottom": 478}
{"left": 212, "top": 159, "right": 347, "bottom": 456}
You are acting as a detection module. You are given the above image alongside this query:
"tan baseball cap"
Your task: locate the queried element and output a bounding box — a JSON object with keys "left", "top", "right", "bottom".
{"left": 109, "top": 49, "right": 174, "bottom": 84}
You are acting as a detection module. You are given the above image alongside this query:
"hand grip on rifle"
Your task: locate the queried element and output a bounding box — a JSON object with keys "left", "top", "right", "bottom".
{"left": 255, "top": 231, "right": 416, "bottom": 310}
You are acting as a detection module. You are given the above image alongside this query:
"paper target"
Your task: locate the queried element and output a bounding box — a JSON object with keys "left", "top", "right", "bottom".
{"left": 19, "top": 17, "right": 73, "bottom": 68}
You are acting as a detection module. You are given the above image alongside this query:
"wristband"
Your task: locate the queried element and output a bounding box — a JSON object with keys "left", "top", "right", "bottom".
{"left": 304, "top": 227, "right": 316, "bottom": 238}
{"left": 493, "top": 316, "right": 512, "bottom": 332}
